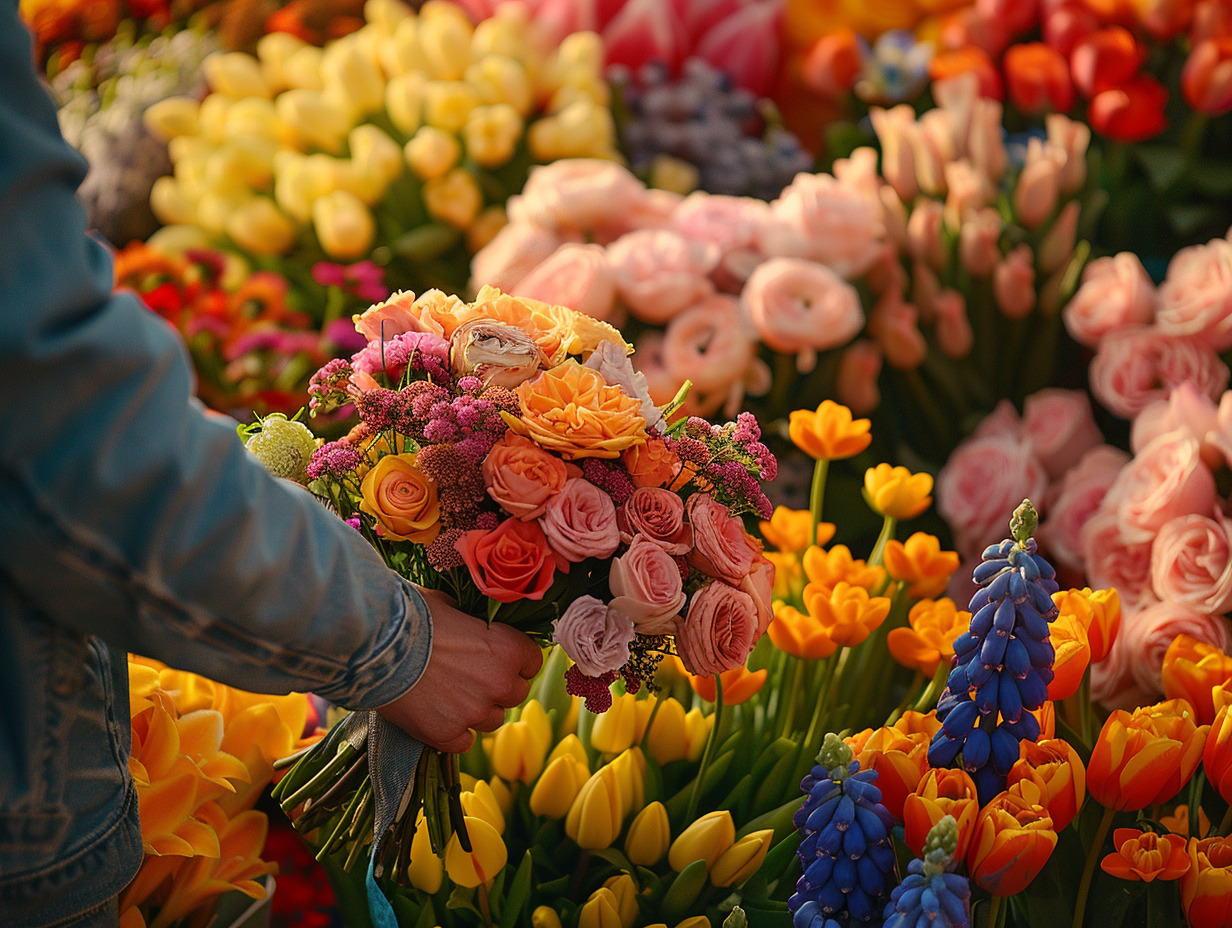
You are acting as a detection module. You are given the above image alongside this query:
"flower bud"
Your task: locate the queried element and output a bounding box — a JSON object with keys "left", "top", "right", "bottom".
{"left": 461, "top": 779, "right": 506, "bottom": 833}
{"left": 608, "top": 747, "right": 646, "bottom": 815}
{"left": 196, "top": 190, "right": 253, "bottom": 236}
{"left": 489, "top": 721, "right": 549, "bottom": 785}
{"left": 625, "top": 801, "right": 671, "bottom": 866}
{"left": 546, "top": 732, "right": 589, "bottom": 768}
{"left": 444, "top": 815, "right": 507, "bottom": 888}
{"left": 276, "top": 89, "right": 352, "bottom": 153}
{"left": 226, "top": 198, "right": 297, "bottom": 255}
{"left": 466, "top": 204, "right": 508, "bottom": 253}
{"left": 578, "top": 888, "right": 622, "bottom": 928}
{"left": 349, "top": 124, "right": 403, "bottom": 193}
{"left": 282, "top": 45, "right": 326, "bottom": 91}
{"left": 312, "top": 189, "right": 375, "bottom": 259}
{"left": 424, "top": 167, "right": 484, "bottom": 229}
{"left": 366, "top": 0, "right": 412, "bottom": 32}
{"left": 406, "top": 812, "right": 442, "bottom": 892}
{"left": 549, "top": 100, "right": 617, "bottom": 158}
{"left": 529, "top": 755, "right": 588, "bottom": 819}
{"left": 204, "top": 51, "right": 271, "bottom": 99}
{"left": 463, "top": 103, "right": 523, "bottom": 169}
{"left": 674, "top": 918, "right": 711, "bottom": 928}
{"left": 149, "top": 177, "right": 197, "bottom": 226}
{"left": 603, "top": 874, "right": 639, "bottom": 928}
{"left": 321, "top": 37, "right": 386, "bottom": 115}
{"left": 668, "top": 810, "right": 735, "bottom": 872}
{"left": 404, "top": 125, "right": 461, "bottom": 180}
{"left": 466, "top": 55, "right": 533, "bottom": 114}
{"left": 710, "top": 829, "right": 773, "bottom": 887}
{"left": 471, "top": 5, "right": 532, "bottom": 61}
{"left": 424, "top": 80, "right": 481, "bottom": 134}
{"left": 385, "top": 71, "right": 427, "bottom": 135}
{"left": 565, "top": 766, "right": 624, "bottom": 850}
{"left": 143, "top": 96, "right": 200, "bottom": 141}
{"left": 419, "top": 4, "right": 474, "bottom": 80}
{"left": 256, "top": 32, "right": 309, "bottom": 93}
{"left": 224, "top": 98, "right": 283, "bottom": 143}
{"left": 532, "top": 907, "right": 563, "bottom": 928}
{"left": 591, "top": 693, "right": 639, "bottom": 754}
{"left": 197, "top": 93, "right": 236, "bottom": 146}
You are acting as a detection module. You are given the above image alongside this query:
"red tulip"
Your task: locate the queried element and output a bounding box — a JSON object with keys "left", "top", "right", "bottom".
{"left": 1183, "top": 38, "right": 1232, "bottom": 115}
{"left": 1088, "top": 75, "right": 1169, "bottom": 142}
{"left": 1070, "top": 26, "right": 1144, "bottom": 98}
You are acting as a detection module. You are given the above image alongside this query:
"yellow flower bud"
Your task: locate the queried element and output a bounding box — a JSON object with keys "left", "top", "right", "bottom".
{"left": 196, "top": 190, "right": 253, "bottom": 236}
{"left": 684, "top": 709, "right": 713, "bottom": 762}
{"left": 197, "top": 93, "right": 237, "bottom": 146}
{"left": 224, "top": 98, "right": 283, "bottom": 143}
{"left": 320, "top": 37, "right": 386, "bottom": 115}
{"left": 423, "top": 167, "right": 482, "bottom": 229}
{"left": 641, "top": 697, "right": 688, "bottom": 765}
{"left": 256, "top": 32, "right": 308, "bottom": 93}
{"left": 385, "top": 71, "right": 427, "bottom": 136}
{"left": 167, "top": 134, "right": 208, "bottom": 167}
{"left": 520, "top": 699, "right": 553, "bottom": 756}
{"left": 418, "top": 5, "right": 473, "bottom": 80}
{"left": 365, "top": 0, "right": 413, "bottom": 33}
{"left": 545, "top": 732, "right": 589, "bottom": 769}
{"left": 406, "top": 812, "right": 442, "bottom": 893}
{"left": 463, "top": 103, "right": 523, "bottom": 168}
{"left": 423, "top": 80, "right": 480, "bottom": 134}
{"left": 226, "top": 198, "right": 297, "bottom": 255}
{"left": 489, "top": 717, "right": 548, "bottom": 784}
{"left": 146, "top": 224, "right": 212, "bottom": 255}
{"left": 470, "top": 5, "right": 533, "bottom": 61}
{"left": 204, "top": 51, "right": 271, "bottom": 99}
{"left": 591, "top": 693, "right": 639, "bottom": 755}
{"left": 443, "top": 815, "right": 507, "bottom": 888}
{"left": 348, "top": 124, "right": 404, "bottom": 200}
{"left": 554, "top": 31, "right": 605, "bottom": 76}
{"left": 487, "top": 776, "right": 513, "bottom": 817}
{"left": 312, "top": 189, "right": 375, "bottom": 259}
{"left": 649, "top": 155, "right": 699, "bottom": 196}
{"left": 205, "top": 141, "right": 265, "bottom": 192}
{"left": 404, "top": 125, "right": 460, "bottom": 180}
{"left": 379, "top": 19, "right": 430, "bottom": 78}
{"left": 282, "top": 45, "right": 326, "bottom": 91}
{"left": 461, "top": 779, "right": 506, "bottom": 833}
{"left": 276, "top": 89, "right": 352, "bottom": 154}
{"left": 551, "top": 99, "right": 616, "bottom": 158}
{"left": 149, "top": 177, "right": 197, "bottom": 226}
{"left": 274, "top": 155, "right": 327, "bottom": 223}
{"left": 602, "top": 873, "right": 639, "bottom": 928}
{"left": 143, "top": 96, "right": 200, "bottom": 142}
{"left": 624, "top": 801, "right": 670, "bottom": 866}
{"left": 565, "top": 766, "right": 623, "bottom": 850}
{"left": 668, "top": 810, "right": 736, "bottom": 872}
{"left": 465, "top": 56, "right": 533, "bottom": 114}
{"left": 709, "top": 829, "right": 774, "bottom": 887}
{"left": 578, "top": 888, "right": 622, "bottom": 928}
{"left": 466, "top": 204, "right": 508, "bottom": 253}
{"left": 532, "top": 906, "right": 563, "bottom": 928}
{"left": 608, "top": 747, "right": 646, "bottom": 816}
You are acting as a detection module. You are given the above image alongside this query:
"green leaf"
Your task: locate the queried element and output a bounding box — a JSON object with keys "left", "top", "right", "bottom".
{"left": 659, "top": 859, "right": 710, "bottom": 925}
{"left": 412, "top": 898, "right": 438, "bottom": 928}
{"left": 499, "top": 851, "right": 534, "bottom": 928}
{"left": 736, "top": 796, "right": 805, "bottom": 844}
{"left": 445, "top": 884, "right": 482, "bottom": 918}
{"left": 592, "top": 848, "right": 636, "bottom": 874}
{"left": 736, "top": 903, "right": 794, "bottom": 928}
{"left": 1134, "top": 145, "right": 1190, "bottom": 191}
{"left": 1191, "top": 159, "right": 1232, "bottom": 196}
{"left": 750, "top": 748, "right": 801, "bottom": 820}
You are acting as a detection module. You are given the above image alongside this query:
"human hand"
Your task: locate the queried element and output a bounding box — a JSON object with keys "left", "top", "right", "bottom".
{"left": 376, "top": 588, "right": 544, "bottom": 752}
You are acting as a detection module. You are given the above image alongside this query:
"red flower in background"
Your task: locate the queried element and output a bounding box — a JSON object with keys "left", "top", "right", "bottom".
{"left": 1183, "top": 37, "right": 1232, "bottom": 115}
{"left": 1088, "top": 73, "right": 1169, "bottom": 140}
{"left": 1005, "top": 42, "right": 1076, "bottom": 113}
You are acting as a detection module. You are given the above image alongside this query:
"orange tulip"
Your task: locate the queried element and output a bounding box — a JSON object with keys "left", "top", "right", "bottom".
{"left": 1163, "top": 634, "right": 1232, "bottom": 725}
{"left": 1046, "top": 613, "right": 1091, "bottom": 702}
{"left": 1204, "top": 705, "right": 1232, "bottom": 805}
{"left": 1005, "top": 42, "right": 1075, "bottom": 114}
{"left": 1070, "top": 26, "right": 1144, "bottom": 98}
{"left": 802, "top": 544, "right": 886, "bottom": 594}
{"left": 760, "top": 507, "right": 832, "bottom": 553}
{"left": 882, "top": 533, "right": 960, "bottom": 599}
{"left": 928, "top": 46, "right": 1004, "bottom": 100}
{"left": 886, "top": 598, "right": 970, "bottom": 676}
{"left": 688, "top": 664, "right": 767, "bottom": 705}
{"left": 1182, "top": 836, "right": 1232, "bottom": 927}
{"left": 1087, "top": 699, "right": 1209, "bottom": 811}
{"left": 1213, "top": 680, "right": 1232, "bottom": 716}
{"left": 801, "top": 28, "right": 864, "bottom": 98}
{"left": 1033, "top": 702, "right": 1057, "bottom": 741}
{"left": 803, "top": 581, "right": 892, "bottom": 648}
{"left": 1182, "top": 37, "right": 1232, "bottom": 116}
{"left": 1007, "top": 738, "right": 1086, "bottom": 831}
{"left": 967, "top": 791, "right": 1057, "bottom": 896}
{"left": 1088, "top": 75, "right": 1169, "bottom": 142}
{"left": 1054, "top": 587, "right": 1120, "bottom": 663}
{"left": 863, "top": 464, "right": 933, "bottom": 521}
{"left": 768, "top": 602, "right": 838, "bottom": 660}
{"left": 787, "top": 400, "right": 872, "bottom": 461}
{"left": 848, "top": 724, "right": 932, "bottom": 820}
{"left": 903, "top": 768, "right": 979, "bottom": 860}
{"left": 1101, "top": 828, "right": 1191, "bottom": 882}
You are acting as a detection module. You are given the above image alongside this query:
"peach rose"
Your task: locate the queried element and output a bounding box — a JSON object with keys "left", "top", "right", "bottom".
{"left": 608, "top": 534, "right": 687, "bottom": 634}
{"left": 540, "top": 477, "right": 620, "bottom": 563}
{"left": 1103, "top": 432, "right": 1216, "bottom": 544}
{"left": 470, "top": 221, "right": 569, "bottom": 294}
{"left": 1150, "top": 512, "right": 1232, "bottom": 614}
{"left": 456, "top": 518, "right": 567, "bottom": 603}
{"left": 622, "top": 438, "right": 681, "bottom": 489}
{"left": 359, "top": 453, "right": 441, "bottom": 543}
{"left": 1062, "top": 252, "right": 1156, "bottom": 349}
{"left": 1122, "top": 599, "right": 1232, "bottom": 697}
{"left": 353, "top": 290, "right": 426, "bottom": 343}
{"left": 512, "top": 243, "right": 620, "bottom": 324}
{"left": 675, "top": 581, "right": 759, "bottom": 676}
{"left": 482, "top": 433, "right": 573, "bottom": 521}
{"left": 1089, "top": 326, "right": 1229, "bottom": 420}
{"left": 620, "top": 487, "right": 692, "bottom": 555}
{"left": 1082, "top": 509, "right": 1156, "bottom": 615}
{"left": 552, "top": 595, "right": 636, "bottom": 677}
{"left": 758, "top": 171, "right": 885, "bottom": 279}
{"left": 741, "top": 257, "right": 865, "bottom": 369}
{"left": 1021, "top": 389, "right": 1104, "bottom": 480}
{"left": 606, "top": 229, "right": 720, "bottom": 324}
{"left": 406, "top": 288, "right": 473, "bottom": 338}
{"left": 1155, "top": 238, "right": 1232, "bottom": 351}
{"left": 687, "top": 493, "right": 756, "bottom": 584}
{"left": 1039, "top": 445, "right": 1130, "bottom": 575}
{"left": 515, "top": 359, "right": 647, "bottom": 460}
{"left": 510, "top": 160, "right": 648, "bottom": 233}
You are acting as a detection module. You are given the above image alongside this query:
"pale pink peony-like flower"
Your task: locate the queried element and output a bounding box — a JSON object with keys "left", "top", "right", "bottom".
{"left": 1089, "top": 326, "right": 1229, "bottom": 420}
{"left": 1082, "top": 509, "right": 1156, "bottom": 616}
{"left": 1021, "top": 389, "right": 1104, "bottom": 480}
{"left": 552, "top": 595, "right": 636, "bottom": 678}
{"left": 758, "top": 171, "right": 886, "bottom": 279}
{"left": 1038, "top": 445, "right": 1130, "bottom": 575}
{"left": 1101, "top": 432, "right": 1217, "bottom": 544}
{"left": 1155, "top": 237, "right": 1232, "bottom": 351}
{"left": 1122, "top": 599, "right": 1232, "bottom": 698}
{"left": 1062, "top": 252, "right": 1156, "bottom": 349}
{"left": 657, "top": 294, "right": 763, "bottom": 398}
{"left": 470, "top": 222, "right": 569, "bottom": 295}
{"left": 540, "top": 477, "right": 621, "bottom": 563}
{"left": 670, "top": 192, "right": 770, "bottom": 292}
{"left": 606, "top": 228, "right": 719, "bottom": 324}
{"left": 511, "top": 160, "right": 649, "bottom": 233}
{"left": 675, "top": 580, "right": 759, "bottom": 675}
{"left": 512, "top": 243, "right": 620, "bottom": 323}
{"left": 1149, "top": 512, "right": 1232, "bottom": 615}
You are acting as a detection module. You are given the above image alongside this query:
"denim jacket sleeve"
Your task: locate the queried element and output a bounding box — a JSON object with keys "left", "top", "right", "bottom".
{"left": 0, "top": 9, "right": 430, "bottom": 710}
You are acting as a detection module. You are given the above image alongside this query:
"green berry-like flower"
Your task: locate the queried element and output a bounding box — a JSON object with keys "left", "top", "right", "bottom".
{"left": 243, "top": 413, "right": 317, "bottom": 484}
{"left": 816, "top": 732, "right": 854, "bottom": 779}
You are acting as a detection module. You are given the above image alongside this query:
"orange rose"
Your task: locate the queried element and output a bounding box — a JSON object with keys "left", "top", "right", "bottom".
{"left": 408, "top": 288, "right": 472, "bottom": 338}
{"left": 622, "top": 438, "right": 681, "bottom": 489}
{"left": 359, "top": 453, "right": 441, "bottom": 543}
{"left": 457, "top": 518, "right": 568, "bottom": 603}
{"left": 482, "top": 433, "right": 574, "bottom": 520}
{"left": 514, "top": 360, "right": 647, "bottom": 460}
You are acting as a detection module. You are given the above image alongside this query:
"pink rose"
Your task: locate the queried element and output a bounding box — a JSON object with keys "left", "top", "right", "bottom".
{"left": 1038, "top": 445, "right": 1130, "bottom": 575}
{"left": 675, "top": 581, "right": 758, "bottom": 675}
{"left": 470, "top": 221, "right": 568, "bottom": 294}
{"left": 511, "top": 160, "right": 649, "bottom": 233}
{"left": 1131, "top": 381, "right": 1224, "bottom": 469}
{"left": 687, "top": 492, "right": 756, "bottom": 584}
{"left": 512, "top": 243, "right": 620, "bottom": 323}
{"left": 758, "top": 171, "right": 885, "bottom": 279}
{"left": 1155, "top": 238, "right": 1232, "bottom": 351}
{"left": 1082, "top": 509, "right": 1157, "bottom": 615}
{"left": 1150, "top": 512, "right": 1232, "bottom": 614}
{"left": 972, "top": 398, "right": 1021, "bottom": 440}
{"left": 620, "top": 487, "right": 692, "bottom": 554}
{"left": 1021, "top": 388, "right": 1104, "bottom": 480}
{"left": 482, "top": 432, "right": 575, "bottom": 520}
{"left": 1122, "top": 599, "right": 1232, "bottom": 697}
{"left": 741, "top": 257, "right": 865, "bottom": 370}
{"left": 608, "top": 534, "right": 687, "bottom": 634}
{"left": 457, "top": 518, "right": 568, "bottom": 603}
{"left": 1102, "top": 432, "right": 1216, "bottom": 544}
{"left": 606, "top": 229, "right": 719, "bottom": 324}
{"left": 552, "top": 595, "right": 636, "bottom": 677}
{"left": 936, "top": 434, "right": 1049, "bottom": 558}
{"left": 1062, "top": 252, "right": 1156, "bottom": 349}
{"left": 540, "top": 477, "right": 620, "bottom": 563}
{"left": 1089, "top": 326, "right": 1229, "bottom": 420}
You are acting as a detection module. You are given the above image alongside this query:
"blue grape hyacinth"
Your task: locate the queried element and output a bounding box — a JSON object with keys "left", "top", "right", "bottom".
{"left": 883, "top": 815, "right": 971, "bottom": 928}
{"left": 789, "top": 734, "right": 897, "bottom": 926}
{"left": 927, "top": 500, "right": 1059, "bottom": 804}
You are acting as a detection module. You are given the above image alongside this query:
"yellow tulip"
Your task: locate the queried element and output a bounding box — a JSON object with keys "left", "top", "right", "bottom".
{"left": 320, "top": 37, "right": 386, "bottom": 115}
{"left": 591, "top": 693, "right": 639, "bottom": 754}
{"left": 710, "top": 829, "right": 774, "bottom": 887}
{"left": 863, "top": 463, "right": 934, "bottom": 520}
{"left": 197, "top": 93, "right": 237, "bottom": 146}
{"left": 551, "top": 100, "right": 617, "bottom": 157}
{"left": 224, "top": 98, "right": 283, "bottom": 143}
{"left": 225, "top": 198, "right": 297, "bottom": 256}
{"left": 404, "top": 125, "right": 461, "bottom": 179}
{"left": 565, "top": 767, "right": 623, "bottom": 850}
{"left": 532, "top": 907, "right": 563, "bottom": 928}
{"left": 578, "top": 888, "right": 622, "bottom": 928}
{"left": 608, "top": 747, "right": 646, "bottom": 815}
{"left": 466, "top": 56, "right": 533, "bottom": 114}
{"left": 669, "top": 810, "right": 736, "bottom": 872}
{"left": 423, "top": 167, "right": 483, "bottom": 229}
{"left": 521, "top": 700, "right": 553, "bottom": 753}
{"left": 683, "top": 709, "right": 714, "bottom": 763}
{"left": 444, "top": 815, "right": 507, "bottom": 888}
{"left": 146, "top": 224, "right": 212, "bottom": 255}
{"left": 470, "top": 5, "right": 533, "bottom": 61}
{"left": 548, "top": 73, "right": 611, "bottom": 112}
{"left": 603, "top": 874, "right": 639, "bottom": 928}
{"left": 276, "top": 89, "right": 352, "bottom": 153}
{"left": 674, "top": 919, "right": 711, "bottom": 928}
{"left": 348, "top": 124, "right": 403, "bottom": 201}
{"left": 461, "top": 779, "right": 506, "bottom": 833}
{"left": 529, "top": 755, "right": 588, "bottom": 819}
{"left": 255, "top": 32, "right": 308, "bottom": 93}
{"left": 489, "top": 711, "right": 552, "bottom": 784}
{"left": 149, "top": 177, "right": 198, "bottom": 227}
{"left": 385, "top": 70, "right": 427, "bottom": 135}
{"left": 312, "top": 189, "right": 375, "bottom": 259}
{"left": 282, "top": 45, "right": 326, "bottom": 91}
{"left": 624, "top": 801, "right": 671, "bottom": 866}
{"left": 197, "top": 191, "right": 254, "bottom": 236}
{"left": 463, "top": 103, "right": 523, "bottom": 168}
{"left": 203, "top": 52, "right": 271, "bottom": 99}
{"left": 407, "top": 813, "right": 442, "bottom": 893}
{"left": 143, "top": 96, "right": 200, "bottom": 142}
{"left": 546, "top": 732, "right": 590, "bottom": 768}
{"left": 418, "top": 6, "right": 474, "bottom": 80}
{"left": 424, "top": 80, "right": 480, "bottom": 133}
{"left": 487, "top": 776, "right": 513, "bottom": 817}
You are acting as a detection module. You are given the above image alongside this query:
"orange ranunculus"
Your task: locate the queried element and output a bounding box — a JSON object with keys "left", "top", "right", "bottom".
{"left": 359, "top": 452, "right": 441, "bottom": 543}
{"left": 1183, "top": 38, "right": 1232, "bottom": 116}
{"left": 760, "top": 507, "right": 833, "bottom": 554}
{"left": 513, "top": 359, "right": 647, "bottom": 460}
{"left": 848, "top": 724, "right": 932, "bottom": 820}
{"left": 1046, "top": 612, "right": 1091, "bottom": 702}
{"left": 882, "top": 533, "right": 959, "bottom": 598}
{"left": 622, "top": 438, "right": 681, "bottom": 489}
{"left": 1163, "top": 634, "right": 1232, "bottom": 725}
{"left": 1005, "top": 42, "right": 1075, "bottom": 114}
{"left": 768, "top": 602, "right": 838, "bottom": 659}
{"left": 1007, "top": 738, "right": 1086, "bottom": 831}
{"left": 929, "top": 46, "right": 1004, "bottom": 99}
{"left": 688, "top": 663, "right": 768, "bottom": 705}
{"left": 967, "top": 791, "right": 1058, "bottom": 897}
{"left": 1054, "top": 587, "right": 1120, "bottom": 663}
{"left": 1087, "top": 699, "right": 1210, "bottom": 811}
{"left": 1101, "top": 828, "right": 1191, "bottom": 882}
{"left": 903, "top": 767, "right": 979, "bottom": 859}
{"left": 787, "top": 400, "right": 872, "bottom": 461}
{"left": 803, "top": 580, "right": 892, "bottom": 648}
{"left": 802, "top": 544, "right": 886, "bottom": 594}
{"left": 887, "top": 598, "right": 970, "bottom": 676}
{"left": 1204, "top": 705, "right": 1232, "bottom": 805}
{"left": 863, "top": 464, "right": 933, "bottom": 520}
{"left": 1183, "top": 836, "right": 1232, "bottom": 927}
{"left": 1160, "top": 804, "right": 1212, "bottom": 840}
{"left": 1088, "top": 74, "right": 1169, "bottom": 142}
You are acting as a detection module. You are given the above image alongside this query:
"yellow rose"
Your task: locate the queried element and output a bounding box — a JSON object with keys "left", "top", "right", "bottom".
{"left": 359, "top": 453, "right": 441, "bottom": 542}
{"left": 514, "top": 360, "right": 647, "bottom": 460}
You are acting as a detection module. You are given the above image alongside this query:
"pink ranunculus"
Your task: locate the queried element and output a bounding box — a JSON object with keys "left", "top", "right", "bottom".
{"left": 1021, "top": 388, "right": 1104, "bottom": 480}
{"left": 482, "top": 432, "right": 575, "bottom": 520}
{"left": 741, "top": 257, "right": 865, "bottom": 371}
{"left": 1038, "top": 445, "right": 1130, "bottom": 575}
{"left": 1103, "top": 432, "right": 1216, "bottom": 544}
{"left": 620, "top": 486, "right": 692, "bottom": 554}
{"left": 936, "top": 433, "right": 1049, "bottom": 558}
{"left": 658, "top": 294, "right": 759, "bottom": 394}
{"left": 540, "top": 477, "right": 621, "bottom": 563}
{"left": 1122, "top": 599, "right": 1232, "bottom": 698}
{"left": 972, "top": 398, "right": 1021, "bottom": 440}
{"left": 1155, "top": 238, "right": 1232, "bottom": 350}
{"left": 670, "top": 192, "right": 770, "bottom": 291}
{"left": 457, "top": 518, "right": 568, "bottom": 603}
{"left": 1131, "top": 381, "right": 1223, "bottom": 469}
{"left": 758, "top": 171, "right": 886, "bottom": 279}
{"left": 992, "top": 244, "right": 1036, "bottom": 319}
{"left": 675, "top": 581, "right": 758, "bottom": 675}
{"left": 512, "top": 243, "right": 620, "bottom": 323}
{"left": 1062, "top": 252, "right": 1156, "bottom": 349}
{"left": 1082, "top": 509, "right": 1156, "bottom": 615}
{"left": 608, "top": 534, "right": 687, "bottom": 634}
{"left": 606, "top": 229, "right": 719, "bottom": 324}
{"left": 1089, "top": 326, "right": 1230, "bottom": 420}
{"left": 552, "top": 595, "right": 636, "bottom": 677}
{"left": 1150, "top": 512, "right": 1232, "bottom": 614}
{"left": 511, "top": 160, "right": 649, "bottom": 233}
{"left": 687, "top": 492, "right": 756, "bottom": 584}
{"left": 469, "top": 221, "right": 569, "bottom": 295}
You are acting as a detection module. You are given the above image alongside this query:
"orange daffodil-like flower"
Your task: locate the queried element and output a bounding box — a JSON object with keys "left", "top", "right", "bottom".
{"left": 802, "top": 544, "right": 886, "bottom": 594}
{"left": 1163, "top": 635, "right": 1232, "bottom": 725}
{"left": 768, "top": 602, "right": 838, "bottom": 660}
{"left": 803, "top": 580, "right": 892, "bottom": 648}
{"left": 512, "top": 359, "right": 647, "bottom": 460}
{"left": 760, "top": 506, "right": 832, "bottom": 554}
{"left": 882, "top": 532, "right": 959, "bottom": 599}
{"left": 687, "top": 664, "right": 768, "bottom": 705}
{"left": 967, "top": 791, "right": 1058, "bottom": 897}
{"left": 887, "top": 598, "right": 970, "bottom": 676}
{"left": 788, "top": 400, "right": 872, "bottom": 460}
{"left": 1101, "top": 829, "right": 1191, "bottom": 882}
{"left": 863, "top": 464, "right": 933, "bottom": 520}
{"left": 1183, "top": 836, "right": 1232, "bottom": 928}
{"left": 1087, "top": 699, "right": 1210, "bottom": 811}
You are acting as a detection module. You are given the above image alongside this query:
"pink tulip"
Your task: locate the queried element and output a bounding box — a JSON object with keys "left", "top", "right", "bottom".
{"left": 835, "top": 339, "right": 883, "bottom": 415}
{"left": 603, "top": 0, "right": 686, "bottom": 73}
{"left": 993, "top": 244, "right": 1036, "bottom": 319}
{"left": 694, "top": 0, "right": 783, "bottom": 97}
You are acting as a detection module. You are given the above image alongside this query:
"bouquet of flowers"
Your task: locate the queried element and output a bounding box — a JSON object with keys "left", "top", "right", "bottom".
{"left": 266, "top": 284, "right": 776, "bottom": 899}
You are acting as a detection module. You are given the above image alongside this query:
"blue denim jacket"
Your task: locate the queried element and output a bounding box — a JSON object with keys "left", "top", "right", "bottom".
{"left": 0, "top": 12, "right": 431, "bottom": 925}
